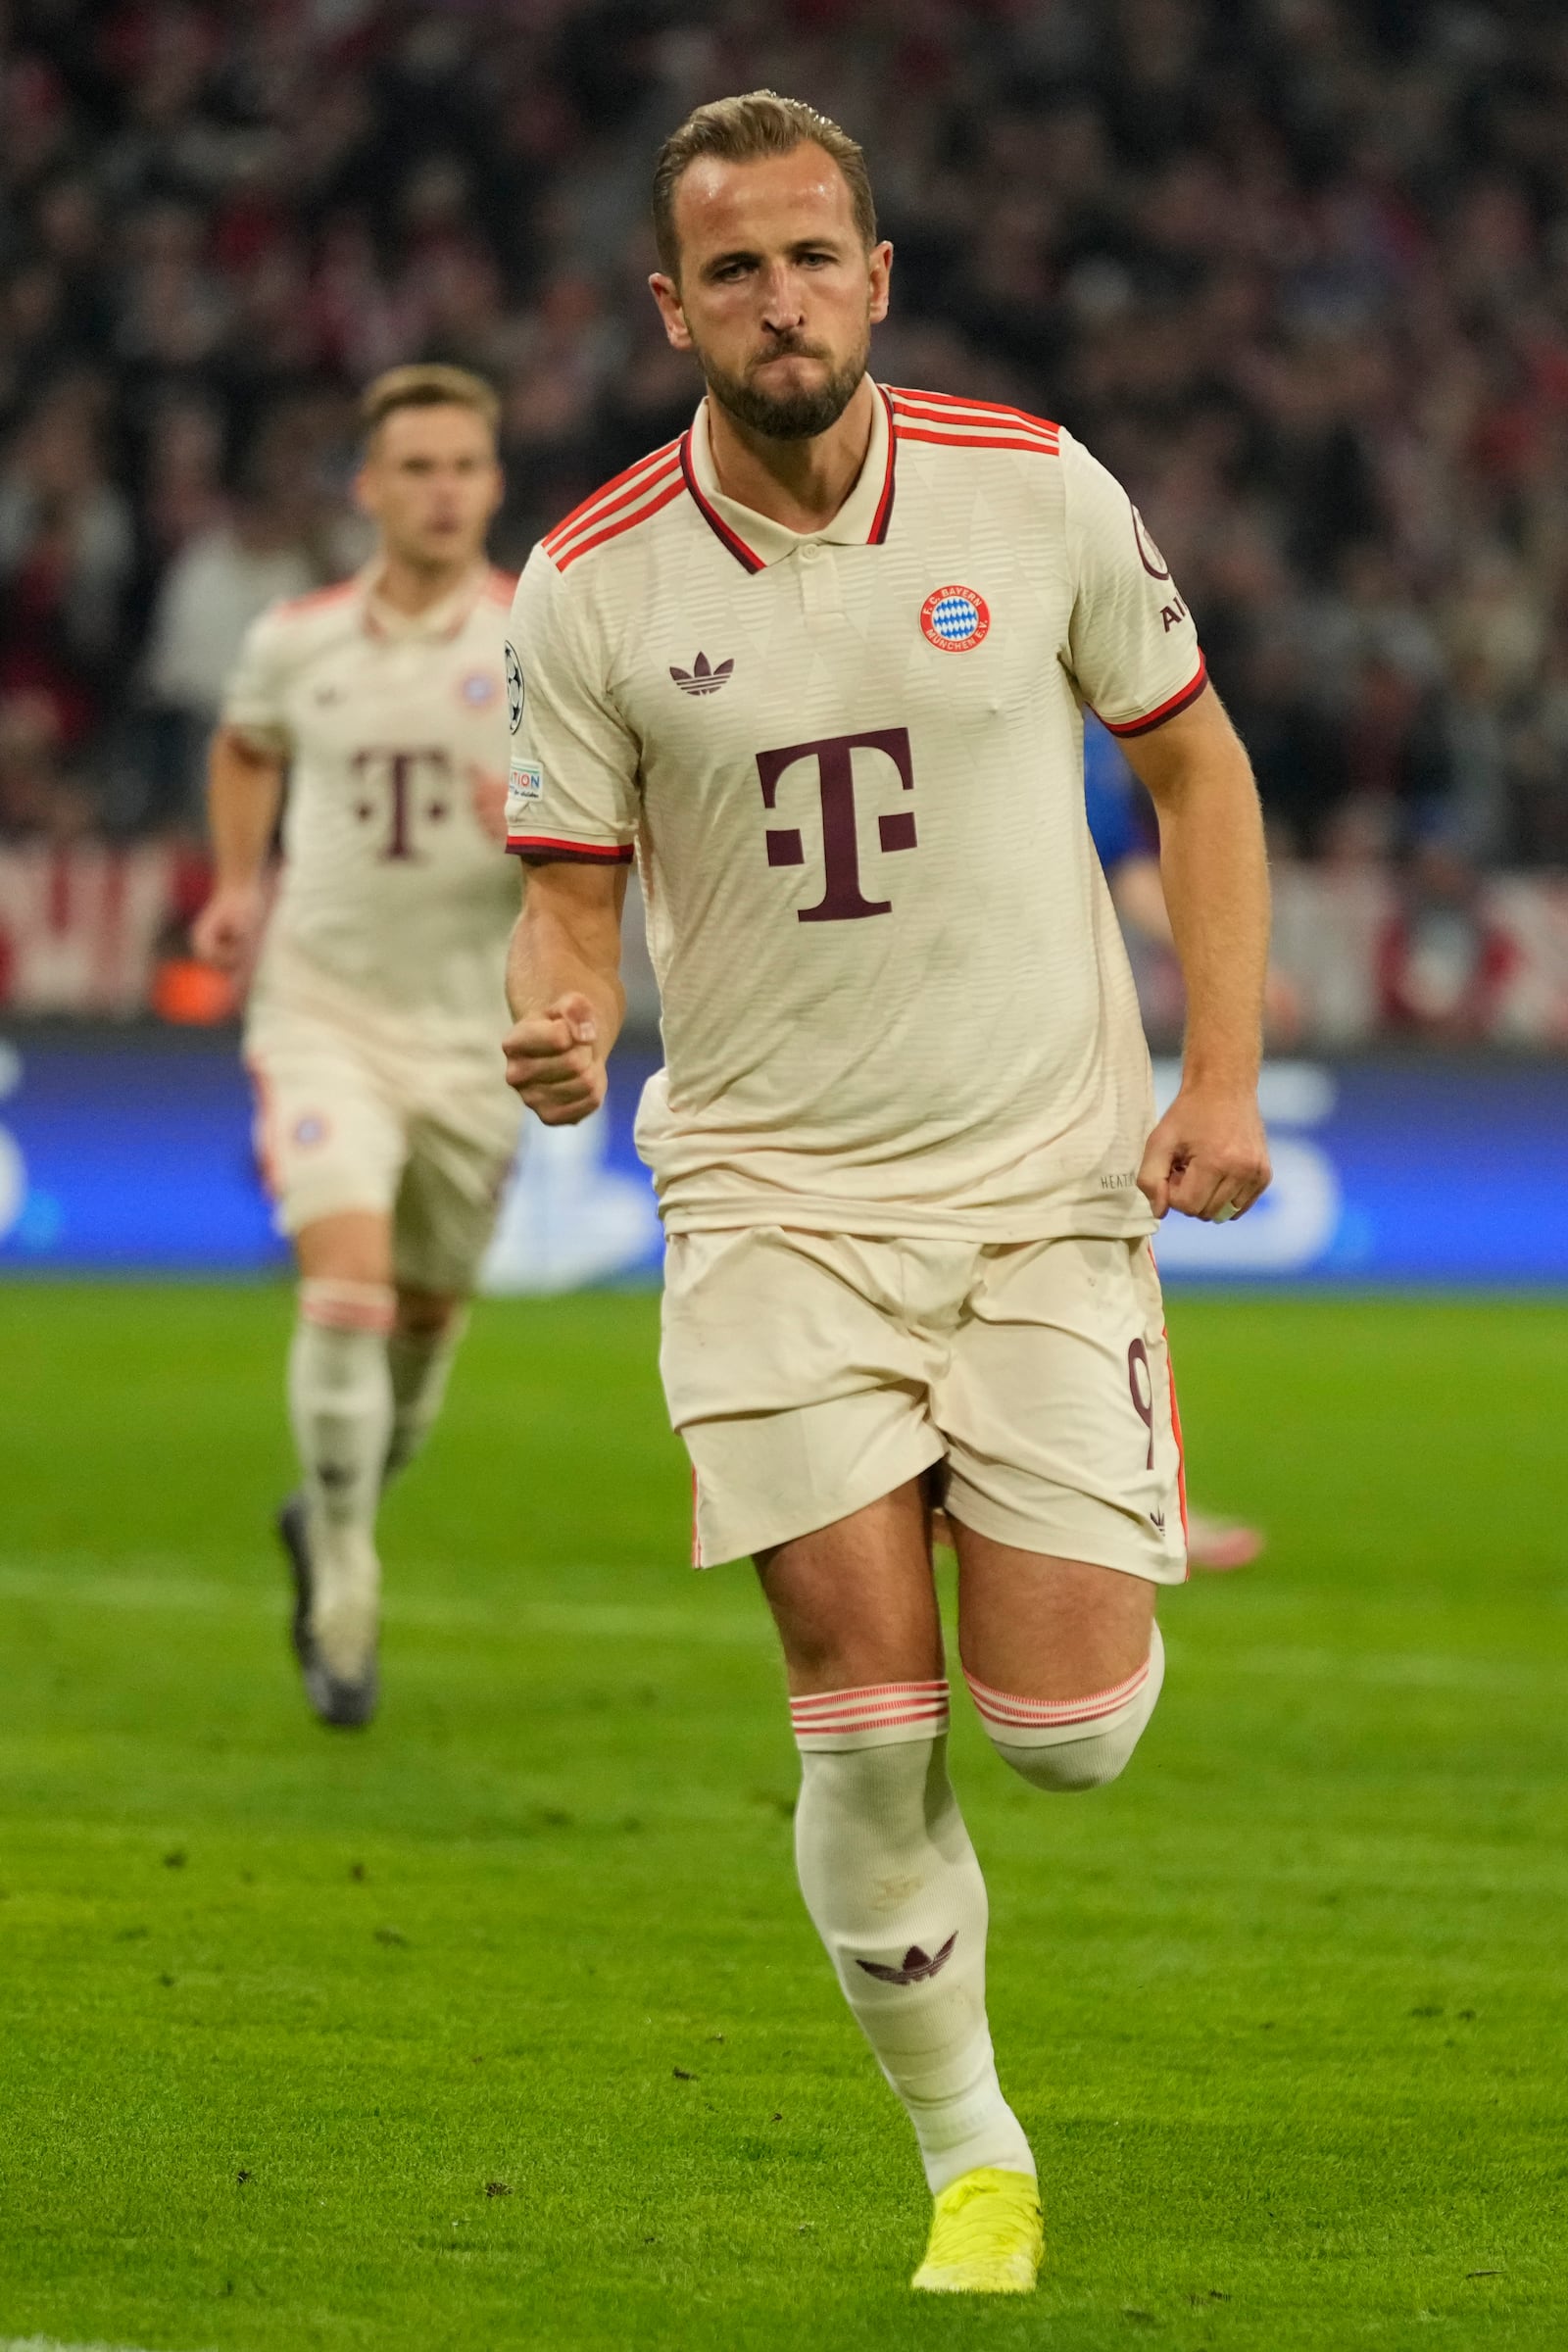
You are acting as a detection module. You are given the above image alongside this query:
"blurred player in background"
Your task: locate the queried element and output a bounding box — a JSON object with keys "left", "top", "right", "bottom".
{"left": 501, "top": 96, "right": 1271, "bottom": 2293}
{"left": 193, "top": 366, "right": 519, "bottom": 1729}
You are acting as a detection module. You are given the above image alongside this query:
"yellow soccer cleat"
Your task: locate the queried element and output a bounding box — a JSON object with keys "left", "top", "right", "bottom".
{"left": 910, "top": 2165, "right": 1043, "bottom": 2294}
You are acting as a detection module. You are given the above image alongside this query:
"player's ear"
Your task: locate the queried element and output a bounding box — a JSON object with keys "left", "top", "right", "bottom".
{"left": 868, "top": 239, "right": 893, "bottom": 326}
{"left": 352, "top": 460, "right": 378, "bottom": 522}
{"left": 649, "top": 271, "right": 693, "bottom": 352}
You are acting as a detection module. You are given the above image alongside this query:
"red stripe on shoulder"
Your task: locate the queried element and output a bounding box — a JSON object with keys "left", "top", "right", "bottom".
{"left": 548, "top": 459, "right": 682, "bottom": 565}
{"left": 894, "top": 425, "right": 1061, "bottom": 456}
{"left": 889, "top": 385, "right": 1060, "bottom": 438}
{"left": 552, "top": 473, "right": 684, "bottom": 572}
{"left": 544, "top": 441, "right": 682, "bottom": 555}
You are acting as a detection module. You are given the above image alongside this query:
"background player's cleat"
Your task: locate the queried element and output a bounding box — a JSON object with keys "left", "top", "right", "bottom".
{"left": 1186, "top": 1508, "right": 1265, "bottom": 1572}
{"left": 276, "top": 1494, "right": 378, "bottom": 1729}
{"left": 910, "top": 2166, "right": 1043, "bottom": 2294}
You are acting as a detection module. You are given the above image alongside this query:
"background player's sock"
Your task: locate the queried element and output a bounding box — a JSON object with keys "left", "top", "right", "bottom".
{"left": 383, "top": 1308, "right": 467, "bottom": 1482}
{"left": 288, "top": 1279, "right": 396, "bottom": 1678}
{"left": 967, "top": 1623, "right": 1165, "bottom": 1791}
{"left": 792, "top": 1683, "right": 1036, "bottom": 2193}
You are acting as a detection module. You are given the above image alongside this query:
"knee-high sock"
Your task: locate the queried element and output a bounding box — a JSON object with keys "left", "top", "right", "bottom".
{"left": 383, "top": 1309, "right": 466, "bottom": 1483}
{"left": 967, "top": 1623, "right": 1166, "bottom": 1792}
{"left": 288, "top": 1280, "right": 395, "bottom": 1676}
{"left": 791, "top": 1682, "right": 1036, "bottom": 2193}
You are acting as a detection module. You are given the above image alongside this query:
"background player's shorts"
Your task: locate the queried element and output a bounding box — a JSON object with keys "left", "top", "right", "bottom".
{"left": 662, "top": 1227, "right": 1187, "bottom": 1582}
{"left": 246, "top": 1002, "right": 520, "bottom": 1295}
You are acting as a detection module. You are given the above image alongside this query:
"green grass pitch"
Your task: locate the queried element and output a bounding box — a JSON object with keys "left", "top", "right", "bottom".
{"left": 2, "top": 1283, "right": 1566, "bottom": 2352}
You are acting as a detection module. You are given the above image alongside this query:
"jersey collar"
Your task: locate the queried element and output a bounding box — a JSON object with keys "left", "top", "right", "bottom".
{"left": 361, "top": 559, "right": 490, "bottom": 642}
{"left": 680, "top": 380, "right": 897, "bottom": 573}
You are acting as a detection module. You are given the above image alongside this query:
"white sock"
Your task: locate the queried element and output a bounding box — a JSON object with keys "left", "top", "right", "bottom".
{"left": 288, "top": 1279, "right": 395, "bottom": 1678}
{"left": 791, "top": 1681, "right": 1036, "bottom": 2193}
{"left": 383, "top": 1309, "right": 466, "bottom": 1482}
{"left": 967, "top": 1623, "right": 1166, "bottom": 1791}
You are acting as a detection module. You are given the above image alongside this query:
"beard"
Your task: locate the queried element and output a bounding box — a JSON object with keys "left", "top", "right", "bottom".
{"left": 699, "top": 331, "right": 869, "bottom": 442}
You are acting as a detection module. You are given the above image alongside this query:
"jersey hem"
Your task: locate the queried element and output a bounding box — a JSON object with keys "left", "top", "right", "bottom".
{"left": 507, "top": 835, "right": 635, "bottom": 863}
{"left": 655, "top": 1197, "right": 1158, "bottom": 1244}
{"left": 1096, "top": 656, "right": 1208, "bottom": 738}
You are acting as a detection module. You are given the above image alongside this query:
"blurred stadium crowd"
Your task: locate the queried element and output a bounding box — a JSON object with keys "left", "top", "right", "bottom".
{"left": 1, "top": 0, "right": 1567, "bottom": 1036}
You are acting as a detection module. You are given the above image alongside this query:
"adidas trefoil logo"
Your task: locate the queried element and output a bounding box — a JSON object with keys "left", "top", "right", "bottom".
{"left": 856, "top": 1932, "right": 958, "bottom": 1985}
{"left": 669, "top": 651, "right": 734, "bottom": 696}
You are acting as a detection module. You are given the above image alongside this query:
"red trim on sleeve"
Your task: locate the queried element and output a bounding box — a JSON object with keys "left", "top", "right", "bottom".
{"left": 507, "top": 835, "right": 634, "bottom": 864}
{"left": 1097, "top": 656, "right": 1208, "bottom": 738}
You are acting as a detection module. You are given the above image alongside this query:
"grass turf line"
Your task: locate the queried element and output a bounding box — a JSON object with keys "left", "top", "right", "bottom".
{"left": 1, "top": 1284, "right": 1565, "bottom": 2351}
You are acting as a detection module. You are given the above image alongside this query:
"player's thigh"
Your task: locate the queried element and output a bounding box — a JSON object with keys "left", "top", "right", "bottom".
{"left": 955, "top": 1534, "right": 1156, "bottom": 1699}
{"left": 756, "top": 1475, "right": 944, "bottom": 1692}
{"left": 246, "top": 1021, "right": 406, "bottom": 1238}
{"left": 396, "top": 1086, "right": 520, "bottom": 1297}
{"left": 662, "top": 1227, "right": 950, "bottom": 1570}
{"left": 940, "top": 1233, "right": 1187, "bottom": 1618}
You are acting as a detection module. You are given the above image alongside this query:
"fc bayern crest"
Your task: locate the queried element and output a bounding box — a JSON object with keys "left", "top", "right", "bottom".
{"left": 505, "top": 641, "right": 524, "bottom": 732}
{"left": 920, "top": 585, "right": 991, "bottom": 653}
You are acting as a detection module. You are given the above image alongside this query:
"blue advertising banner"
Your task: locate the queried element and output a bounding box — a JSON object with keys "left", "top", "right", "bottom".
{"left": 0, "top": 1032, "right": 1565, "bottom": 1288}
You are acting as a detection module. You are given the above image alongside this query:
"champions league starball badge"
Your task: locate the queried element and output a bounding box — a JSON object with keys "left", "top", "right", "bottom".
{"left": 505, "top": 641, "right": 524, "bottom": 732}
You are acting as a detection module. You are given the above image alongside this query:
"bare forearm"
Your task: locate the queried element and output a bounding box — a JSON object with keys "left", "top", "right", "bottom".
{"left": 208, "top": 729, "right": 284, "bottom": 887}
{"left": 506, "top": 876, "right": 626, "bottom": 1048}
{"left": 1130, "top": 698, "right": 1269, "bottom": 1086}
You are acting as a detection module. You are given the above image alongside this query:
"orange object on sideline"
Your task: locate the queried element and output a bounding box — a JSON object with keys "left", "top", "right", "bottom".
{"left": 149, "top": 956, "right": 238, "bottom": 1025}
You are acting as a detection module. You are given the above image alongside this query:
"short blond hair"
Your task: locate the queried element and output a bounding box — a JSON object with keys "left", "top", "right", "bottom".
{"left": 652, "top": 90, "right": 876, "bottom": 277}
{"left": 360, "top": 363, "right": 500, "bottom": 445}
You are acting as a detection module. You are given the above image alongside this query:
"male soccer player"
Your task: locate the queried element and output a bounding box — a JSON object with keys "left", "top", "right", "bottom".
{"left": 501, "top": 96, "right": 1271, "bottom": 2290}
{"left": 194, "top": 365, "right": 520, "bottom": 1730}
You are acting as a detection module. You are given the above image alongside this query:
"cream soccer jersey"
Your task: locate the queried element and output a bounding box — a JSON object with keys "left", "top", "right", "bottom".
{"left": 506, "top": 386, "right": 1206, "bottom": 1240}
{"left": 224, "top": 563, "right": 519, "bottom": 1048}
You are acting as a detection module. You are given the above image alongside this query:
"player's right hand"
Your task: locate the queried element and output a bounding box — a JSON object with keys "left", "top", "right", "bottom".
{"left": 503, "top": 992, "right": 606, "bottom": 1125}
{"left": 192, "top": 881, "right": 266, "bottom": 972}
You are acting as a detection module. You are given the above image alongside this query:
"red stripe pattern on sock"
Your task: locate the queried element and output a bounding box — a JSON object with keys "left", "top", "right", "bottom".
{"left": 965, "top": 1657, "right": 1150, "bottom": 1734}
{"left": 300, "top": 1279, "right": 397, "bottom": 1336}
{"left": 790, "top": 1679, "right": 951, "bottom": 1749}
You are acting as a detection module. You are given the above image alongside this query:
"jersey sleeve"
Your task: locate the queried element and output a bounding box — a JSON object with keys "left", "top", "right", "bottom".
{"left": 505, "top": 547, "right": 639, "bottom": 864}
{"left": 1060, "top": 429, "right": 1207, "bottom": 739}
{"left": 220, "top": 606, "right": 295, "bottom": 756}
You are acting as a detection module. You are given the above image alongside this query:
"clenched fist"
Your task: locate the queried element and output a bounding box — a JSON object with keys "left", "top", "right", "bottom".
{"left": 192, "top": 880, "right": 267, "bottom": 973}
{"left": 1138, "top": 1079, "right": 1271, "bottom": 1223}
{"left": 503, "top": 991, "right": 606, "bottom": 1125}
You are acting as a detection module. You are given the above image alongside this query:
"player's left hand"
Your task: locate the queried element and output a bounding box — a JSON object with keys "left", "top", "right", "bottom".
{"left": 1138, "top": 1081, "right": 1271, "bottom": 1222}
{"left": 468, "top": 764, "right": 509, "bottom": 844}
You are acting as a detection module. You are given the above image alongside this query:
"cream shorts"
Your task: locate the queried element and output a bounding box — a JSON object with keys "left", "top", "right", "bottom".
{"left": 662, "top": 1227, "right": 1188, "bottom": 1581}
{"left": 245, "top": 1002, "right": 520, "bottom": 1295}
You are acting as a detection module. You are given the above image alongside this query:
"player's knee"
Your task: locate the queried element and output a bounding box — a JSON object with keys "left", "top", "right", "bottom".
{"left": 395, "top": 1286, "right": 462, "bottom": 1340}
{"left": 966, "top": 1623, "right": 1165, "bottom": 1795}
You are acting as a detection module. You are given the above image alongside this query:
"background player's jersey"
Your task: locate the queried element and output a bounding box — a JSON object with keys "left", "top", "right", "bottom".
{"left": 507, "top": 386, "right": 1205, "bottom": 1240}
{"left": 224, "top": 564, "right": 518, "bottom": 1047}
{"left": 1084, "top": 714, "right": 1155, "bottom": 876}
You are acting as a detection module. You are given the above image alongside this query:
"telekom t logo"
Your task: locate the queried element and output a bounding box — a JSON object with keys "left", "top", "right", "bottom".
{"left": 350, "top": 748, "right": 451, "bottom": 860}
{"left": 756, "top": 728, "right": 916, "bottom": 921}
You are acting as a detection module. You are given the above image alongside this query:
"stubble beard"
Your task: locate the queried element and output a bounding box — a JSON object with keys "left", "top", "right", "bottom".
{"left": 700, "top": 331, "right": 870, "bottom": 442}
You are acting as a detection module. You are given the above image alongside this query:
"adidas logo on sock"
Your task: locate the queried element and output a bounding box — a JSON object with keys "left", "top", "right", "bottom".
{"left": 856, "top": 1932, "right": 958, "bottom": 1984}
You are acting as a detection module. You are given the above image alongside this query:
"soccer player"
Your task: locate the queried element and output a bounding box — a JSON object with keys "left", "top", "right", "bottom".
{"left": 501, "top": 96, "right": 1272, "bottom": 2290}
{"left": 193, "top": 365, "right": 520, "bottom": 1730}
